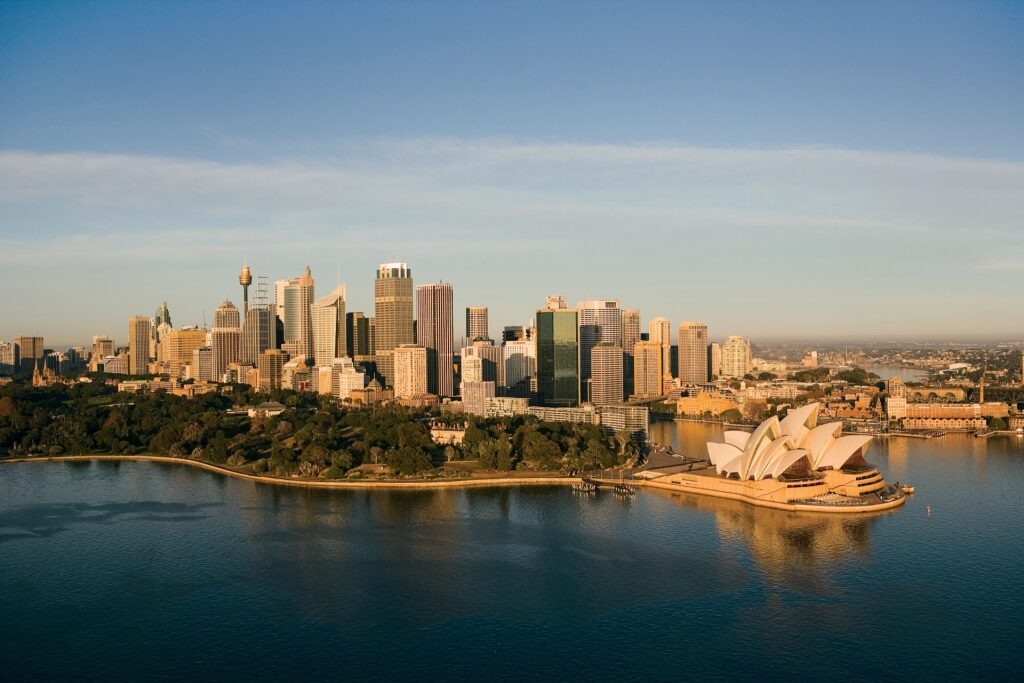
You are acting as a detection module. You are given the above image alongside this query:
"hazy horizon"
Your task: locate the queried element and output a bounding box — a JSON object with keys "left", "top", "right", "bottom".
{"left": 2, "top": 2, "right": 1021, "bottom": 344}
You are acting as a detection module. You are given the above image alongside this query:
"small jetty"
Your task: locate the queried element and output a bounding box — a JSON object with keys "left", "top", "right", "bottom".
{"left": 572, "top": 481, "right": 598, "bottom": 493}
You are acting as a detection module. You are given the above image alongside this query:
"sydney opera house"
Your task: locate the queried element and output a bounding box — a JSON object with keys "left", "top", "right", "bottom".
{"left": 640, "top": 403, "right": 906, "bottom": 512}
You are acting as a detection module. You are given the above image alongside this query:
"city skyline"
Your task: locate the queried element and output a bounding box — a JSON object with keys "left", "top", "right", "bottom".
{"left": 1, "top": 1, "right": 1022, "bottom": 343}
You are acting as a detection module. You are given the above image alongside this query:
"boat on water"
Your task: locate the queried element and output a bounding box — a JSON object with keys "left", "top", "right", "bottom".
{"left": 572, "top": 481, "right": 598, "bottom": 493}
{"left": 900, "top": 484, "right": 916, "bottom": 494}
{"left": 612, "top": 484, "right": 636, "bottom": 496}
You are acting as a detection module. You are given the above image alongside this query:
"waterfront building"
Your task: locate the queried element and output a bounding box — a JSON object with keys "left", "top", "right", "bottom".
{"left": 257, "top": 349, "right": 286, "bottom": 391}
{"left": 590, "top": 342, "right": 624, "bottom": 407}
{"left": 578, "top": 300, "right": 622, "bottom": 403}
{"left": 901, "top": 403, "right": 986, "bottom": 430}
{"left": 886, "top": 376, "right": 908, "bottom": 399}
{"left": 676, "top": 392, "right": 739, "bottom": 417}
{"left": 721, "top": 336, "right": 752, "bottom": 378}
{"left": 283, "top": 266, "right": 315, "bottom": 361}
{"left": 621, "top": 309, "right": 640, "bottom": 400}
{"left": 466, "top": 306, "right": 489, "bottom": 342}
{"left": 394, "top": 344, "right": 428, "bottom": 399}
{"left": 311, "top": 285, "right": 347, "bottom": 367}
{"left": 417, "top": 283, "right": 455, "bottom": 397}
{"left": 484, "top": 396, "right": 530, "bottom": 418}
{"left": 14, "top": 336, "right": 44, "bottom": 376}
{"left": 536, "top": 305, "right": 579, "bottom": 407}
{"left": 678, "top": 322, "right": 709, "bottom": 385}
{"left": 346, "top": 311, "right": 372, "bottom": 362}
{"left": 503, "top": 339, "right": 536, "bottom": 398}
{"left": 214, "top": 300, "right": 240, "bottom": 329}
{"left": 597, "top": 405, "right": 649, "bottom": 445}
{"left": 632, "top": 340, "right": 664, "bottom": 399}
{"left": 462, "top": 380, "right": 496, "bottom": 417}
{"left": 127, "top": 317, "right": 151, "bottom": 376}
{"left": 886, "top": 396, "right": 908, "bottom": 419}
{"left": 527, "top": 404, "right": 598, "bottom": 425}
{"left": 648, "top": 317, "right": 672, "bottom": 382}
{"left": 211, "top": 327, "right": 240, "bottom": 382}
{"left": 374, "top": 262, "right": 414, "bottom": 388}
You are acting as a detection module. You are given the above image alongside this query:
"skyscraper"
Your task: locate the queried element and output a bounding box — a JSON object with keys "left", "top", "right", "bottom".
{"left": 621, "top": 308, "right": 640, "bottom": 401}
{"left": 503, "top": 338, "right": 536, "bottom": 398}
{"left": 374, "top": 262, "right": 414, "bottom": 387}
{"left": 393, "top": 344, "right": 428, "bottom": 399}
{"left": 577, "top": 300, "right": 622, "bottom": 403}
{"left": 721, "top": 336, "right": 751, "bottom": 378}
{"left": 128, "top": 316, "right": 151, "bottom": 376}
{"left": 632, "top": 340, "right": 664, "bottom": 399}
{"left": 417, "top": 283, "right": 454, "bottom": 397}
{"left": 678, "top": 321, "right": 709, "bottom": 385}
{"left": 346, "top": 311, "right": 372, "bottom": 362}
{"left": 163, "top": 328, "right": 207, "bottom": 378}
{"left": 536, "top": 305, "right": 579, "bottom": 407}
{"left": 211, "top": 327, "right": 240, "bottom": 382}
{"left": 708, "top": 342, "right": 722, "bottom": 379}
{"left": 257, "top": 349, "right": 285, "bottom": 391}
{"left": 648, "top": 317, "right": 672, "bottom": 383}
{"left": 590, "top": 342, "right": 624, "bottom": 407}
{"left": 154, "top": 302, "right": 172, "bottom": 328}
{"left": 311, "top": 285, "right": 347, "bottom": 367}
{"left": 241, "top": 271, "right": 275, "bottom": 364}
{"left": 0, "top": 341, "right": 16, "bottom": 375}
{"left": 461, "top": 340, "right": 503, "bottom": 386}
{"left": 283, "top": 266, "right": 315, "bottom": 360}
{"left": 89, "top": 335, "right": 114, "bottom": 371}
{"left": 466, "top": 306, "right": 489, "bottom": 342}
{"left": 14, "top": 336, "right": 44, "bottom": 376}
{"left": 214, "top": 300, "right": 240, "bottom": 329}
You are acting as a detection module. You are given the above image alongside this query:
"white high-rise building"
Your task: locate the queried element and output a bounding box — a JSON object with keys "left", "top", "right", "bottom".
{"left": 311, "top": 285, "right": 347, "bottom": 367}
{"left": 632, "top": 340, "right": 664, "bottom": 399}
{"left": 721, "top": 336, "right": 752, "bottom": 378}
{"left": 283, "top": 266, "right": 315, "bottom": 360}
{"left": 590, "top": 343, "right": 623, "bottom": 407}
{"left": 503, "top": 339, "right": 536, "bottom": 398}
{"left": 709, "top": 342, "right": 723, "bottom": 379}
{"left": 678, "top": 321, "right": 709, "bottom": 385}
{"left": 465, "top": 306, "right": 489, "bottom": 342}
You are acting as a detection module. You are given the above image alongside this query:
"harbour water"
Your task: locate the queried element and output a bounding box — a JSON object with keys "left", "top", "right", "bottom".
{"left": 2, "top": 424, "right": 1022, "bottom": 681}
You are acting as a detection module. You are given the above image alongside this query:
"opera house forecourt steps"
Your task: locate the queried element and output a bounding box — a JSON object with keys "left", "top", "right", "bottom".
{"left": 637, "top": 403, "right": 907, "bottom": 513}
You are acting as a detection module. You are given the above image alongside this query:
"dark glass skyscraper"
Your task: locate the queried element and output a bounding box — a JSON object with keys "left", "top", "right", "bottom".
{"left": 536, "top": 307, "right": 579, "bottom": 407}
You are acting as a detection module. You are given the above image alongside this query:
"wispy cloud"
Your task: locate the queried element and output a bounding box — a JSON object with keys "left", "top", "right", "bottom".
{"left": 1, "top": 138, "right": 1022, "bottom": 340}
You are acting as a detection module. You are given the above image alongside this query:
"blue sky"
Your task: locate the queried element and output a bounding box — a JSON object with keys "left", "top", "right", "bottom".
{"left": 1, "top": 0, "right": 1022, "bottom": 346}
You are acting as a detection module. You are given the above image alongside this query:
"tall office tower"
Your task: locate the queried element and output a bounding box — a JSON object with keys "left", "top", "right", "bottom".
{"left": 14, "top": 336, "right": 44, "bottom": 376}
{"left": 632, "top": 340, "right": 664, "bottom": 399}
{"left": 239, "top": 264, "right": 252, "bottom": 317}
{"left": 89, "top": 336, "right": 114, "bottom": 371}
{"left": 0, "top": 341, "right": 16, "bottom": 375}
{"left": 211, "top": 328, "right": 240, "bottom": 381}
{"left": 462, "top": 340, "right": 503, "bottom": 385}
{"left": 311, "top": 285, "right": 347, "bottom": 367}
{"left": 164, "top": 328, "right": 207, "bottom": 378}
{"left": 678, "top": 321, "right": 709, "bottom": 385}
{"left": 708, "top": 342, "right": 722, "bottom": 379}
{"left": 367, "top": 318, "right": 375, "bottom": 360}
{"left": 346, "top": 312, "right": 372, "bottom": 361}
{"left": 670, "top": 346, "right": 679, "bottom": 379}
{"left": 127, "top": 317, "right": 151, "bottom": 376}
{"left": 503, "top": 339, "right": 536, "bottom": 398}
{"left": 544, "top": 295, "right": 567, "bottom": 311}
{"left": 191, "top": 347, "right": 214, "bottom": 381}
{"left": 257, "top": 349, "right": 286, "bottom": 391}
{"left": 154, "top": 302, "right": 172, "bottom": 328}
{"left": 503, "top": 325, "right": 532, "bottom": 343}
{"left": 373, "top": 262, "right": 414, "bottom": 387}
{"left": 283, "top": 266, "right": 315, "bottom": 360}
{"left": 393, "top": 344, "right": 428, "bottom": 399}
{"left": 648, "top": 317, "right": 672, "bottom": 382}
{"left": 577, "top": 300, "right": 622, "bottom": 403}
{"left": 417, "top": 283, "right": 455, "bottom": 397}
{"left": 214, "top": 300, "right": 240, "bottom": 329}
{"left": 273, "top": 278, "right": 293, "bottom": 326}
{"left": 621, "top": 309, "right": 641, "bottom": 401}
{"left": 465, "top": 306, "right": 489, "bottom": 342}
{"left": 536, "top": 306, "right": 579, "bottom": 407}
{"left": 590, "top": 343, "right": 624, "bottom": 407}
{"left": 721, "top": 336, "right": 751, "bottom": 378}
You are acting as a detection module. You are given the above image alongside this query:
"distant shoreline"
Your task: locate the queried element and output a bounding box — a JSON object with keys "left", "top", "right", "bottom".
{"left": 0, "top": 454, "right": 580, "bottom": 490}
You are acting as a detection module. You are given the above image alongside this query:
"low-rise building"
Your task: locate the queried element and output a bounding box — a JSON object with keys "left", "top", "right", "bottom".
{"left": 484, "top": 396, "right": 530, "bottom": 418}
{"left": 676, "top": 392, "right": 739, "bottom": 417}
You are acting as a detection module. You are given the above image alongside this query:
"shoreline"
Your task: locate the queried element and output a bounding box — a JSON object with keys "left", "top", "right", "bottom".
{"left": 0, "top": 454, "right": 580, "bottom": 490}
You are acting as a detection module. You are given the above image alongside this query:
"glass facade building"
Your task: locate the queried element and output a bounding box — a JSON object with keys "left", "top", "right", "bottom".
{"left": 536, "top": 308, "right": 579, "bottom": 407}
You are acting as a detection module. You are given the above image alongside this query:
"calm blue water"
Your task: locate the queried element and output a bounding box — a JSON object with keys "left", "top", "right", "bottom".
{"left": 2, "top": 423, "right": 1023, "bottom": 681}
